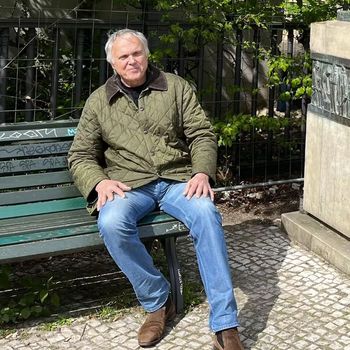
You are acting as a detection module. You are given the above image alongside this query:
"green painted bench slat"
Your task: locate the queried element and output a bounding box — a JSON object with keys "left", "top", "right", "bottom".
{"left": 0, "top": 210, "right": 180, "bottom": 237}
{"left": 0, "top": 220, "right": 187, "bottom": 247}
{"left": 0, "top": 210, "right": 94, "bottom": 233}
{"left": 0, "top": 185, "right": 81, "bottom": 205}
{"left": 0, "top": 209, "right": 96, "bottom": 232}
{"left": 0, "top": 171, "right": 72, "bottom": 190}
{"left": 0, "top": 156, "right": 68, "bottom": 175}
{"left": 0, "top": 198, "right": 86, "bottom": 219}
{"left": 138, "top": 212, "right": 179, "bottom": 225}
{"left": 0, "top": 233, "right": 104, "bottom": 262}
{"left": 0, "top": 224, "right": 98, "bottom": 246}
{"left": 0, "top": 141, "right": 72, "bottom": 159}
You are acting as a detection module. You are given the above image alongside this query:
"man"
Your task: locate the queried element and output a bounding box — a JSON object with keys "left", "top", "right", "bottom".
{"left": 68, "top": 29, "right": 244, "bottom": 350}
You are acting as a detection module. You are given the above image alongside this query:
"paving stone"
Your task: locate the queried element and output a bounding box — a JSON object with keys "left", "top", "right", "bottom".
{"left": 1, "top": 222, "right": 350, "bottom": 349}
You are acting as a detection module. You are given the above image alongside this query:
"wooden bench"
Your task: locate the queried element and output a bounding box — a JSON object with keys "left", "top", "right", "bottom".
{"left": 0, "top": 120, "right": 188, "bottom": 313}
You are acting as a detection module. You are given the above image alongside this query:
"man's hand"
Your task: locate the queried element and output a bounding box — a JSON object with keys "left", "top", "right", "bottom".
{"left": 183, "top": 173, "right": 214, "bottom": 201}
{"left": 95, "top": 179, "right": 131, "bottom": 211}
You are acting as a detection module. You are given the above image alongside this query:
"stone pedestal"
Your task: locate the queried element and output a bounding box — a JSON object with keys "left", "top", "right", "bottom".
{"left": 282, "top": 12, "right": 350, "bottom": 276}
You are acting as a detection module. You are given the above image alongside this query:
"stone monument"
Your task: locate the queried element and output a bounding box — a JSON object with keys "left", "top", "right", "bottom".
{"left": 282, "top": 10, "right": 350, "bottom": 275}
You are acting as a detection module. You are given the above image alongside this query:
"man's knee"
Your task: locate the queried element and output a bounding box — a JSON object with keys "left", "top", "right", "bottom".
{"left": 186, "top": 197, "right": 222, "bottom": 228}
{"left": 98, "top": 205, "right": 136, "bottom": 239}
{"left": 193, "top": 196, "right": 220, "bottom": 216}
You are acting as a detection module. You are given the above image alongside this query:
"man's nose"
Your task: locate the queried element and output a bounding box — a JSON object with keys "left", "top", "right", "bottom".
{"left": 128, "top": 55, "right": 136, "bottom": 64}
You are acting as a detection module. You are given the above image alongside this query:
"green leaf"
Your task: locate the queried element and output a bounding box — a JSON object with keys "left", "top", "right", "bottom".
{"left": 295, "top": 86, "right": 306, "bottom": 98}
{"left": 31, "top": 305, "right": 43, "bottom": 315}
{"left": 291, "top": 77, "right": 301, "bottom": 89}
{"left": 306, "top": 87, "right": 313, "bottom": 97}
{"left": 302, "top": 76, "right": 312, "bottom": 87}
{"left": 39, "top": 290, "right": 49, "bottom": 304}
{"left": 280, "top": 91, "right": 291, "bottom": 101}
{"left": 50, "top": 293, "right": 60, "bottom": 307}
{"left": 19, "top": 294, "right": 35, "bottom": 307}
{"left": 1, "top": 312, "right": 11, "bottom": 324}
{"left": 20, "top": 307, "right": 31, "bottom": 319}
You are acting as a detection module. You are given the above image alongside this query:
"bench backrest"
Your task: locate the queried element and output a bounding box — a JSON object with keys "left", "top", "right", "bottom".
{"left": 0, "top": 120, "right": 82, "bottom": 220}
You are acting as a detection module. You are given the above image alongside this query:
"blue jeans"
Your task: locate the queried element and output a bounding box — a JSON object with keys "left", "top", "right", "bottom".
{"left": 97, "top": 179, "right": 239, "bottom": 332}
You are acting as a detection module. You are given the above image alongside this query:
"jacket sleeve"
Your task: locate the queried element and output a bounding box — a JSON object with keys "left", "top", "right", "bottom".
{"left": 181, "top": 81, "right": 218, "bottom": 185}
{"left": 68, "top": 93, "right": 109, "bottom": 201}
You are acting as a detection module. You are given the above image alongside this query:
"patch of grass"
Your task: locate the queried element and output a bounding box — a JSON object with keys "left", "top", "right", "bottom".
{"left": 94, "top": 291, "right": 139, "bottom": 320}
{"left": 183, "top": 280, "right": 205, "bottom": 311}
{"left": 0, "top": 327, "right": 16, "bottom": 338}
{"left": 40, "top": 316, "right": 74, "bottom": 331}
{"left": 95, "top": 305, "right": 140, "bottom": 320}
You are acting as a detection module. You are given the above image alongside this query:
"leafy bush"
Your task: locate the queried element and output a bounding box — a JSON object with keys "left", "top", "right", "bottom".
{"left": 213, "top": 114, "right": 299, "bottom": 148}
{"left": 0, "top": 266, "right": 60, "bottom": 324}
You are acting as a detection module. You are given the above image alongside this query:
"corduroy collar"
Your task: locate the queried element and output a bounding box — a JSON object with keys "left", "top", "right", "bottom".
{"left": 105, "top": 65, "right": 168, "bottom": 104}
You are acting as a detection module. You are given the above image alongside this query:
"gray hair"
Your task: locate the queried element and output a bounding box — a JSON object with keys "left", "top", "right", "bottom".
{"left": 105, "top": 29, "right": 150, "bottom": 64}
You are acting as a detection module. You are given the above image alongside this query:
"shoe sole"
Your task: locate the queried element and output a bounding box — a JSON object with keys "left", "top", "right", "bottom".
{"left": 139, "top": 339, "right": 162, "bottom": 348}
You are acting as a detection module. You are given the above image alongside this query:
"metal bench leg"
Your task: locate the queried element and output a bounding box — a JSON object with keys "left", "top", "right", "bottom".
{"left": 162, "top": 236, "right": 184, "bottom": 314}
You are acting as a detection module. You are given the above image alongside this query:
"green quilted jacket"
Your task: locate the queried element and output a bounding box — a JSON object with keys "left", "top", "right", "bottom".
{"left": 68, "top": 66, "right": 217, "bottom": 207}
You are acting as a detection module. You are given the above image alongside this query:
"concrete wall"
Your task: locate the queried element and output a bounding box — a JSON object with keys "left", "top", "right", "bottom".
{"left": 303, "top": 110, "right": 350, "bottom": 238}
{"left": 303, "top": 17, "right": 350, "bottom": 239}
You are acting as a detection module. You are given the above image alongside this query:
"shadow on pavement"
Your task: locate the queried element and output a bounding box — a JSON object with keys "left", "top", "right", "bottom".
{"left": 224, "top": 219, "right": 290, "bottom": 349}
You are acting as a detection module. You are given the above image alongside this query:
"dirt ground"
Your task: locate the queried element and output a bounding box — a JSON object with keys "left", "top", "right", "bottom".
{"left": 216, "top": 182, "right": 302, "bottom": 226}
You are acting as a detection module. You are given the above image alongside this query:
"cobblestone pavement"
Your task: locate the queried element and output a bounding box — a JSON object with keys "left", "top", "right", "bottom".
{"left": 1, "top": 220, "right": 350, "bottom": 350}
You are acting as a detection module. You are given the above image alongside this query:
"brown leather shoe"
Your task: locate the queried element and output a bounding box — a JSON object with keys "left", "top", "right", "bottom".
{"left": 138, "top": 297, "right": 176, "bottom": 347}
{"left": 213, "top": 328, "right": 244, "bottom": 350}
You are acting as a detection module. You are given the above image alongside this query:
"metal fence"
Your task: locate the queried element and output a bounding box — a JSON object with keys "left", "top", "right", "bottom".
{"left": 0, "top": 4, "right": 307, "bottom": 184}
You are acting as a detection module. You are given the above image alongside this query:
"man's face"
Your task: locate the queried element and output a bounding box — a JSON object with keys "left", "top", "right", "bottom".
{"left": 111, "top": 35, "right": 148, "bottom": 87}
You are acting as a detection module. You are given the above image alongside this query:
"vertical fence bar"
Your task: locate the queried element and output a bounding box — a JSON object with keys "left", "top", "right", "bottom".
{"left": 268, "top": 29, "right": 278, "bottom": 118}
{"left": 233, "top": 27, "right": 243, "bottom": 183}
{"left": 25, "top": 28, "right": 35, "bottom": 122}
{"left": 285, "top": 27, "right": 294, "bottom": 176}
{"left": 50, "top": 26, "right": 60, "bottom": 120}
{"left": 285, "top": 27, "right": 294, "bottom": 119}
{"left": 233, "top": 28, "right": 242, "bottom": 115}
{"left": 267, "top": 28, "right": 278, "bottom": 176}
{"left": 250, "top": 27, "right": 261, "bottom": 181}
{"left": 250, "top": 27, "right": 260, "bottom": 117}
{"left": 14, "top": 22, "right": 21, "bottom": 123}
{"left": 74, "top": 28, "right": 84, "bottom": 118}
{"left": 214, "top": 32, "right": 224, "bottom": 119}
{"left": 177, "top": 40, "right": 185, "bottom": 77}
{"left": 141, "top": 0, "right": 149, "bottom": 38}
{"left": 87, "top": 19, "right": 95, "bottom": 96}
{"left": 197, "top": 37, "right": 204, "bottom": 102}
{"left": 99, "top": 30, "right": 107, "bottom": 86}
{"left": 0, "top": 28, "right": 9, "bottom": 124}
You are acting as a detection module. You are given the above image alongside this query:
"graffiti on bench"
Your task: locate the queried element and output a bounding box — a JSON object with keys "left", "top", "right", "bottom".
{"left": 0, "top": 157, "right": 67, "bottom": 174}
{"left": 0, "top": 127, "right": 77, "bottom": 141}
{"left": 0, "top": 142, "right": 71, "bottom": 158}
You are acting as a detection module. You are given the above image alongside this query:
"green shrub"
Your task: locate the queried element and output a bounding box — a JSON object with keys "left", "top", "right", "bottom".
{"left": 0, "top": 266, "right": 60, "bottom": 324}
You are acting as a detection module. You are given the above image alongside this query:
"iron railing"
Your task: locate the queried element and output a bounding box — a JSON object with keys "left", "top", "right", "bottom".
{"left": 0, "top": 7, "right": 307, "bottom": 184}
